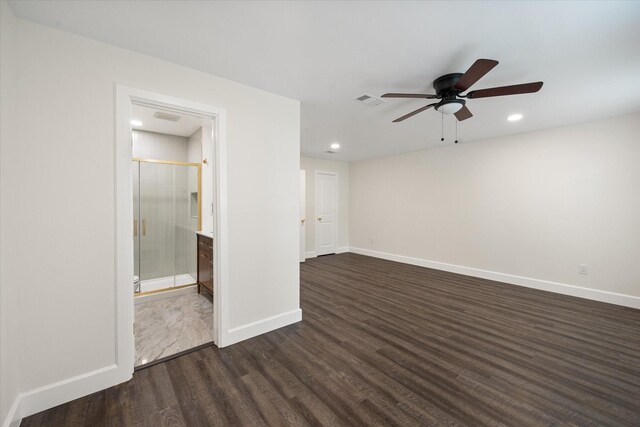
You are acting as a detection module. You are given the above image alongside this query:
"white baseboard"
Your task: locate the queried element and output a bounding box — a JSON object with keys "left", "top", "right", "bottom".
{"left": 2, "top": 395, "right": 20, "bottom": 427}
{"left": 306, "top": 247, "right": 348, "bottom": 259}
{"left": 5, "top": 364, "right": 131, "bottom": 426}
{"left": 4, "top": 306, "right": 303, "bottom": 425}
{"left": 349, "top": 247, "right": 640, "bottom": 309}
{"left": 226, "top": 308, "right": 302, "bottom": 346}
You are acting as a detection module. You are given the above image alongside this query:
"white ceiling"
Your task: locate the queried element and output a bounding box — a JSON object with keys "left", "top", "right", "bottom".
{"left": 131, "top": 104, "right": 202, "bottom": 137}
{"left": 10, "top": 1, "right": 640, "bottom": 161}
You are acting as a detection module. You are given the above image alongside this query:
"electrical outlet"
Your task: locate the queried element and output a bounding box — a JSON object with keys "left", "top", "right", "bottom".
{"left": 578, "top": 264, "right": 588, "bottom": 275}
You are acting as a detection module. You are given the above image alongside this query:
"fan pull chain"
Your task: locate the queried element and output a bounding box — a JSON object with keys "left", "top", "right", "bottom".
{"left": 455, "top": 118, "right": 459, "bottom": 144}
{"left": 440, "top": 110, "right": 444, "bottom": 142}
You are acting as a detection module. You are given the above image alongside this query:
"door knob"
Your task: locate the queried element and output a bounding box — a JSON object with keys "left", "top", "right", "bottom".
{"left": 300, "top": 218, "right": 306, "bottom": 224}
{"left": 317, "top": 217, "right": 322, "bottom": 221}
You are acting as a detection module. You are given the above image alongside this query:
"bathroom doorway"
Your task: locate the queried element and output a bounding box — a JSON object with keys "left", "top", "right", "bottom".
{"left": 115, "top": 86, "right": 228, "bottom": 374}
{"left": 130, "top": 103, "right": 214, "bottom": 367}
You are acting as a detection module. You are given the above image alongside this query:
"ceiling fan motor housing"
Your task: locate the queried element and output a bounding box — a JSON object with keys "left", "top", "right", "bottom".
{"left": 433, "top": 73, "right": 465, "bottom": 114}
{"left": 433, "top": 73, "right": 464, "bottom": 96}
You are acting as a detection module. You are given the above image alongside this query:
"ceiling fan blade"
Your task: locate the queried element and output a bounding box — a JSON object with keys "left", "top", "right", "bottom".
{"left": 454, "top": 59, "right": 499, "bottom": 92}
{"left": 392, "top": 103, "right": 437, "bottom": 122}
{"left": 382, "top": 93, "right": 438, "bottom": 99}
{"left": 467, "top": 82, "right": 543, "bottom": 99}
{"left": 454, "top": 105, "right": 473, "bottom": 121}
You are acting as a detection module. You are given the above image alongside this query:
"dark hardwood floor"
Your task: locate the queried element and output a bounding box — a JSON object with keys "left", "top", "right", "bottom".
{"left": 23, "top": 253, "right": 640, "bottom": 426}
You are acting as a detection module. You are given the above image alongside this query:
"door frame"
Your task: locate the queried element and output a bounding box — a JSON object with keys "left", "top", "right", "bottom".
{"left": 299, "top": 170, "right": 306, "bottom": 262}
{"left": 314, "top": 170, "right": 339, "bottom": 256}
{"left": 115, "top": 85, "right": 229, "bottom": 377}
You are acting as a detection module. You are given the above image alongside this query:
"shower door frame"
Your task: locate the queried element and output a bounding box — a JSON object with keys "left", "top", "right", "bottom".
{"left": 115, "top": 85, "right": 229, "bottom": 383}
{"left": 133, "top": 158, "right": 202, "bottom": 295}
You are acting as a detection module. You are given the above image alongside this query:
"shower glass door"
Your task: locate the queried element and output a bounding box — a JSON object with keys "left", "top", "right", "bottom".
{"left": 174, "top": 165, "right": 200, "bottom": 286}
{"left": 140, "top": 161, "right": 176, "bottom": 291}
{"left": 133, "top": 159, "right": 201, "bottom": 295}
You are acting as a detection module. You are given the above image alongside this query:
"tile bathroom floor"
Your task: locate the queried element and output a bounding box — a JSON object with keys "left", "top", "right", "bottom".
{"left": 134, "top": 292, "right": 214, "bottom": 366}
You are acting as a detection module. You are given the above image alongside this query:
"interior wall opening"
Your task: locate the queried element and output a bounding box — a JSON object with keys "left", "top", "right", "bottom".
{"left": 129, "top": 103, "right": 216, "bottom": 368}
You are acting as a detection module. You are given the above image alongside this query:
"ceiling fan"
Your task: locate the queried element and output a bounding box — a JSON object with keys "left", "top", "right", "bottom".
{"left": 382, "top": 59, "right": 543, "bottom": 123}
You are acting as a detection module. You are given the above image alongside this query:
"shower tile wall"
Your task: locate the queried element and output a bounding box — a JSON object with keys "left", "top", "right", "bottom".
{"left": 133, "top": 130, "right": 201, "bottom": 283}
{"left": 173, "top": 165, "right": 194, "bottom": 277}
{"left": 133, "top": 129, "right": 188, "bottom": 162}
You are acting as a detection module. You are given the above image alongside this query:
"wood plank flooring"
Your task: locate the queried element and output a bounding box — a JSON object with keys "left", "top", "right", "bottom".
{"left": 22, "top": 253, "right": 640, "bottom": 426}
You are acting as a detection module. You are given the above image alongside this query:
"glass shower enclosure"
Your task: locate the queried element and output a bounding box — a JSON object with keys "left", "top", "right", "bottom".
{"left": 133, "top": 159, "right": 201, "bottom": 295}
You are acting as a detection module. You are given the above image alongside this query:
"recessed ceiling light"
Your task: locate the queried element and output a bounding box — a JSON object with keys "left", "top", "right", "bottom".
{"left": 507, "top": 114, "right": 523, "bottom": 122}
{"left": 330, "top": 143, "right": 340, "bottom": 150}
{"left": 130, "top": 119, "right": 143, "bottom": 126}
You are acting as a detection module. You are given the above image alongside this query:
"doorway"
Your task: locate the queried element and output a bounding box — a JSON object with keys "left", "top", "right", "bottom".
{"left": 115, "top": 86, "right": 228, "bottom": 375}
{"left": 300, "top": 170, "right": 306, "bottom": 262}
{"left": 315, "top": 171, "right": 338, "bottom": 256}
{"left": 131, "top": 104, "right": 214, "bottom": 367}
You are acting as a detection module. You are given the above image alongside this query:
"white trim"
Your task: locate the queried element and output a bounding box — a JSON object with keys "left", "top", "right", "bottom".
{"left": 299, "top": 170, "right": 306, "bottom": 263}
{"left": 349, "top": 247, "right": 640, "bottom": 309}
{"left": 2, "top": 395, "right": 20, "bottom": 427}
{"left": 305, "top": 248, "right": 347, "bottom": 259}
{"left": 6, "top": 364, "right": 130, "bottom": 426}
{"left": 226, "top": 309, "right": 303, "bottom": 345}
{"left": 212, "top": 99, "right": 230, "bottom": 347}
{"left": 314, "top": 170, "right": 339, "bottom": 256}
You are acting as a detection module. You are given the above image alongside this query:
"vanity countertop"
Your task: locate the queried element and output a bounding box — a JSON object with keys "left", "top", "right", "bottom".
{"left": 196, "top": 231, "right": 214, "bottom": 239}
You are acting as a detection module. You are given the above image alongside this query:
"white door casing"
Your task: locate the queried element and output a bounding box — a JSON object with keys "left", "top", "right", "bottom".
{"left": 315, "top": 171, "right": 338, "bottom": 256}
{"left": 116, "top": 85, "right": 229, "bottom": 373}
{"left": 299, "top": 170, "right": 306, "bottom": 262}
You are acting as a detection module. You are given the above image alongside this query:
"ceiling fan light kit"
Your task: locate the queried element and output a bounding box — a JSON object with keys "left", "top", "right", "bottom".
{"left": 435, "top": 99, "right": 465, "bottom": 114}
{"left": 381, "top": 58, "right": 543, "bottom": 125}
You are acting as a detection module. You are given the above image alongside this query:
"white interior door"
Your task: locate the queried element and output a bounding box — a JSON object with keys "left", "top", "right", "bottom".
{"left": 299, "top": 170, "right": 306, "bottom": 262}
{"left": 315, "top": 171, "right": 338, "bottom": 256}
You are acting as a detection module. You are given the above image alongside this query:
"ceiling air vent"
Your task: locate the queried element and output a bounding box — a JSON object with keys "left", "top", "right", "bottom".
{"left": 153, "top": 111, "right": 181, "bottom": 122}
{"left": 325, "top": 150, "right": 337, "bottom": 154}
{"left": 355, "top": 93, "right": 386, "bottom": 107}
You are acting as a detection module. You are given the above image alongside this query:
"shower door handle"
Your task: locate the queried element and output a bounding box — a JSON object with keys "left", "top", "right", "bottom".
{"left": 133, "top": 219, "right": 138, "bottom": 237}
{"left": 142, "top": 219, "right": 146, "bottom": 236}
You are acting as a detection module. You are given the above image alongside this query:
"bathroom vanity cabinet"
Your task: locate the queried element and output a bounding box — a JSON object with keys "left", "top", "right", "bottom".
{"left": 197, "top": 234, "right": 214, "bottom": 295}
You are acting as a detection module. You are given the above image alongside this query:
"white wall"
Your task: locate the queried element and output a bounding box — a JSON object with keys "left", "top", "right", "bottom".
{"left": 300, "top": 157, "right": 349, "bottom": 255}
{"left": 0, "top": 1, "right": 20, "bottom": 424}
{"left": 350, "top": 113, "right": 640, "bottom": 305}
{"left": 2, "top": 11, "right": 300, "bottom": 424}
{"left": 188, "top": 128, "right": 202, "bottom": 164}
